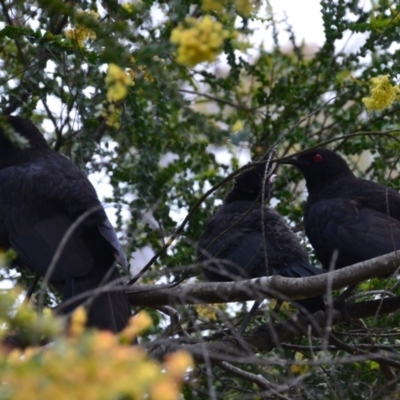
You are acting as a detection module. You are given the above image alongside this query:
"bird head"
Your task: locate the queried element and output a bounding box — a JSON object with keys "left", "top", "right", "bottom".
{"left": 282, "top": 148, "right": 354, "bottom": 192}
{"left": 225, "top": 161, "right": 276, "bottom": 203}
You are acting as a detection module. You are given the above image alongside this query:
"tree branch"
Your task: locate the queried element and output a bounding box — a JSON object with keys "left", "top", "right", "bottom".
{"left": 127, "top": 250, "right": 400, "bottom": 306}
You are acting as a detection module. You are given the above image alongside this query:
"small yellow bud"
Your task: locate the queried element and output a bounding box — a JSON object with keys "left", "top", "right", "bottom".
{"left": 232, "top": 120, "right": 244, "bottom": 132}
{"left": 69, "top": 306, "right": 87, "bottom": 336}
{"left": 164, "top": 350, "right": 194, "bottom": 379}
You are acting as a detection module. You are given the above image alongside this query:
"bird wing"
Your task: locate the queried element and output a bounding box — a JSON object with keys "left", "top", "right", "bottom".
{"left": 306, "top": 197, "right": 400, "bottom": 268}
{"left": 199, "top": 221, "right": 267, "bottom": 281}
{"left": 343, "top": 178, "right": 400, "bottom": 221}
{"left": 0, "top": 154, "right": 124, "bottom": 279}
{"left": 98, "top": 219, "right": 128, "bottom": 270}
{"left": 361, "top": 182, "right": 400, "bottom": 221}
{"left": 0, "top": 163, "right": 95, "bottom": 280}
{"left": 277, "top": 260, "right": 323, "bottom": 278}
{"left": 0, "top": 148, "right": 130, "bottom": 332}
{"left": 199, "top": 203, "right": 324, "bottom": 281}
{"left": 36, "top": 154, "right": 127, "bottom": 270}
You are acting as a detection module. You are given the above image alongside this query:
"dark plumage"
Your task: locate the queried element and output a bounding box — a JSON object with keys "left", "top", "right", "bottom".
{"left": 198, "top": 160, "right": 325, "bottom": 315}
{"left": 283, "top": 147, "right": 400, "bottom": 270}
{"left": 0, "top": 115, "right": 131, "bottom": 332}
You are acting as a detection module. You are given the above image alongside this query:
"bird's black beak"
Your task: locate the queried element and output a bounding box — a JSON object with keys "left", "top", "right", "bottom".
{"left": 281, "top": 156, "right": 299, "bottom": 166}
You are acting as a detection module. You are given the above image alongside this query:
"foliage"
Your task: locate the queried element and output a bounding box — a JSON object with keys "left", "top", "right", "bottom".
{"left": 1, "top": 0, "right": 400, "bottom": 398}
{"left": 0, "top": 291, "right": 193, "bottom": 400}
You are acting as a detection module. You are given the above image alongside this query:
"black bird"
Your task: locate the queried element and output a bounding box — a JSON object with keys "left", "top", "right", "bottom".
{"left": 283, "top": 147, "right": 400, "bottom": 270}
{"left": 198, "top": 159, "right": 325, "bottom": 329}
{"left": 0, "top": 115, "right": 131, "bottom": 332}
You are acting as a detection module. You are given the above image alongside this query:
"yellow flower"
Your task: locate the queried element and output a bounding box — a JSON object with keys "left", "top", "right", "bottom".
{"left": 120, "top": 311, "right": 152, "bottom": 342}
{"left": 195, "top": 304, "right": 217, "bottom": 321}
{"left": 202, "top": 0, "right": 254, "bottom": 17}
{"left": 107, "top": 82, "right": 129, "bottom": 102}
{"left": 100, "top": 103, "right": 122, "bottom": 129}
{"left": 69, "top": 306, "right": 87, "bottom": 336}
{"left": 201, "top": 0, "right": 227, "bottom": 14}
{"left": 132, "top": 310, "right": 152, "bottom": 332}
{"left": 150, "top": 378, "right": 179, "bottom": 400}
{"left": 235, "top": 0, "right": 253, "bottom": 17}
{"left": 1, "top": 328, "right": 188, "bottom": 399}
{"left": 105, "top": 63, "right": 134, "bottom": 102}
{"left": 164, "top": 350, "right": 194, "bottom": 379}
{"left": 170, "top": 16, "right": 230, "bottom": 67}
{"left": 121, "top": 1, "right": 135, "bottom": 13}
{"left": 362, "top": 74, "right": 400, "bottom": 111}
{"left": 65, "top": 10, "right": 99, "bottom": 48}
{"left": 105, "top": 63, "right": 133, "bottom": 86}
{"left": 232, "top": 120, "right": 244, "bottom": 132}
{"left": 107, "top": 114, "right": 121, "bottom": 129}
{"left": 290, "top": 352, "right": 309, "bottom": 374}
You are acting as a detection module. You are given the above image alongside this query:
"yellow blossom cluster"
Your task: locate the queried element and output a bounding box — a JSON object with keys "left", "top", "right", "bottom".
{"left": 101, "top": 63, "right": 134, "bottom": 128}
{"left": 128, "top": 57, "right": 155, "bottom": 83}
{"left": 201, "top": 0, "right": 226, "bottom": 14}
{"left": 121, "top": 1, "right": 135, "bottom": 13}
{"left": 170, "top": 15, "right": 230, "bottom": 67}
{"left": 1, "top": 308, "right": 194, "bottom": 400}
{"left": 201, "top": 0, "right": 254, "bottom": 17}
{"left": 65, "top": 10, "right": 99, "bottom": 48}
{"left": 195, "top": 304, "right": 217, "bottom": 321}
{"left": 100, "top": 103, "right": 122, "bottom": 129}
{"left": 234, "top": 0, "right": 253, "bottom": 16}
{"left": 195, "top": 303, "right": 227, "bottom": 322}
{"left": 290, "top": 352, "right": 309, "bottom": 374}
{"left": 362, "top": 74, "right": 400, "bottom": 111}
{"left": 0, "top": 289, "right": 63, "bottom": 345}
{"left": 105, "top": 63, "right": 135, "bottom": 103}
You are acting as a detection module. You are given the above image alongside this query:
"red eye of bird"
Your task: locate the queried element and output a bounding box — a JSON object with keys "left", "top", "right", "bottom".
{"left": 313, "top": 153, "right": 323, "bottom": 163}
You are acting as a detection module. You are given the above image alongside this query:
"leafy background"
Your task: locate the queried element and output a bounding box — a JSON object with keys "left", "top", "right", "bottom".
{"left": 1, "top": 0, "right": 400, "bottom": 398}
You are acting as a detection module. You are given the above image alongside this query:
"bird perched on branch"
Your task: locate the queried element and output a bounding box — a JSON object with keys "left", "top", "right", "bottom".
{"left": 283, "top": 147, "right": 400, "bottom": 271}
{"left": 0, "top": 115, "right": 131, "bottom": 332}
{"left": 197, "top": 157, "right": 325, "bottom": 330}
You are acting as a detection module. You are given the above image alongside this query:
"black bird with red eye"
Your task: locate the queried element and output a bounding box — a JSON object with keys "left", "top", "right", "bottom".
{"left": 283, "top": 147, "right": 400, "bottom": 271}
{"left": 198, "top": 157, "right": 325, "bottom": 332}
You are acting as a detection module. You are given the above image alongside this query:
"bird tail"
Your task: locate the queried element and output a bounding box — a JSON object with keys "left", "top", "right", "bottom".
{"left": 62, "top": 266, "right": 131, "bottom": 333}
{"left": 275, "top": 261, "right": 325, "bottom": 314}
{"left": 294, "top": 296, "right": 325, "bottom": 314}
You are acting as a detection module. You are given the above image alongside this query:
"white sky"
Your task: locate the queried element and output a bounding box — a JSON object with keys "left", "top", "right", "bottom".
{"left": 256, "top": 0, "right": 324, "bottom": 48}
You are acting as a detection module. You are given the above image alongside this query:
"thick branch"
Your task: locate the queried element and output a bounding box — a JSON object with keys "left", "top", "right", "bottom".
{"left": 127, "top": 251, "right": 400, "bottom": 306}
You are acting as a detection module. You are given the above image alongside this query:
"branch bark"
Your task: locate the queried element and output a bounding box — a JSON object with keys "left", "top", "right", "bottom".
{"left": 127, "top": 250, "right": 400, "bottom": 306}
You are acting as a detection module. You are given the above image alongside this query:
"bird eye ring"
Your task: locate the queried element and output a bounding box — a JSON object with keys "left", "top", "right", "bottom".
{"left": 313, "top": 154, "right": 323, "bottom": 163}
